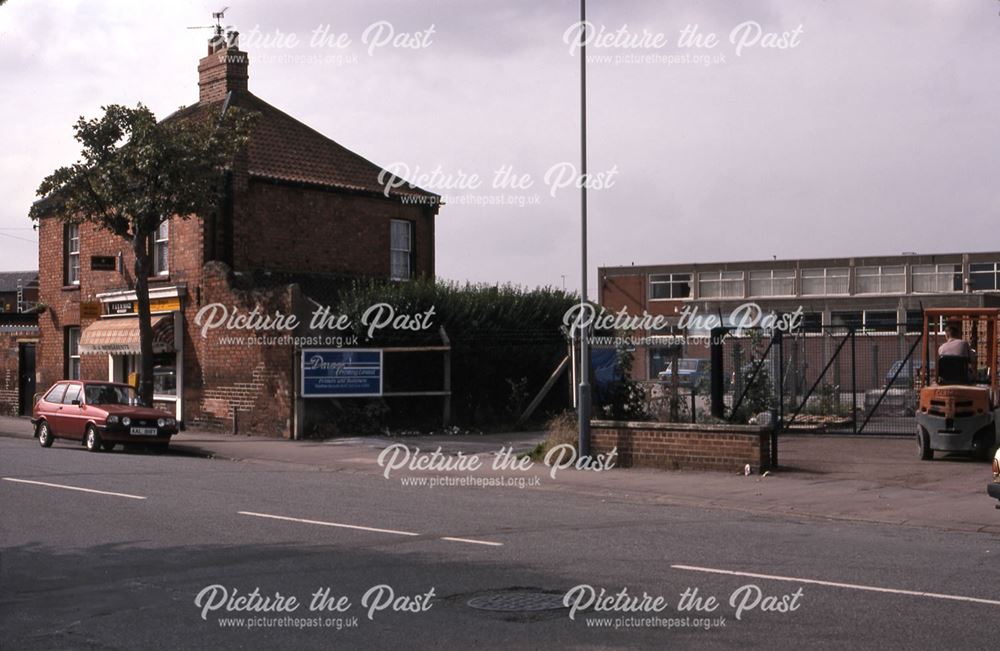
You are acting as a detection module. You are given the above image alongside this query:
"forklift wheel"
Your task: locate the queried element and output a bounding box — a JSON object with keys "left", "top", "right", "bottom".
{"left": 917, "top": 426, "right": 933, "bottom": 461}
{"left": 972, "top": 425, "right": 996, "bottom": 461}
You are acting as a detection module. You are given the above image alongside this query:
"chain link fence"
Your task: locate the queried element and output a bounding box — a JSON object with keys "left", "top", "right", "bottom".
{"left": 624, "top": 326, "right": 924, "bottom": 436}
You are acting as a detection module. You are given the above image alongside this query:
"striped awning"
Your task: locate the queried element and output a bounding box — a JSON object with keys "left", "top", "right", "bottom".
{"left": 79, "top": 315, "right": 174, "bottom": 354}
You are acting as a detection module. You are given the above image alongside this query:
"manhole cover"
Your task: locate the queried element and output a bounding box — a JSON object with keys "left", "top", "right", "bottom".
{"left": 466, "top": 592, "right": 566, "bottom": 612}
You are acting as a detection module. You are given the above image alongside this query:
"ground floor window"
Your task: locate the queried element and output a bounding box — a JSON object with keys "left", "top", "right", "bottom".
{"left": 153, "top": 353, "right": 177, "bottom": 396}
{"left": 799, "top": 313, "right": 823, "bottom": 333}
{"left": 114, "top": 352, "right": 176, "bottom": 396}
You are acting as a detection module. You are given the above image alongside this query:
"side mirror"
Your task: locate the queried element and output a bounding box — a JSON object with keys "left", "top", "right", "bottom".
{"left": 72, "top": 399, "right": 81, "bottom": 406}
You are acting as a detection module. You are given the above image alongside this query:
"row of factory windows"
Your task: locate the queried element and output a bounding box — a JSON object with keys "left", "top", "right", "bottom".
{"left": 648, "top": 263, "right": 1000, "bottom": 300}
{"left": 653, "top": 309, "right": 950, "bottom": 336}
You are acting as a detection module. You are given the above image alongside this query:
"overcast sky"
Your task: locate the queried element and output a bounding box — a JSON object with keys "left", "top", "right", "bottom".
{"left": 1, "top": 0, "right": 998, "bottom": 297}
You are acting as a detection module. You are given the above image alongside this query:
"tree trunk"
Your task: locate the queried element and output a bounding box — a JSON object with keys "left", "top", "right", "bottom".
{"left": 133, "top": 235, "right": 155, "bottom": 407}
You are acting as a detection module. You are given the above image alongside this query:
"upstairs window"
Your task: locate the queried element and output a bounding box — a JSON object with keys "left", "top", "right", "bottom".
{"left": 697, "top": 271, "right": 742, "bottom": 298}
{"left": 650, "top": 273, "right": 692, "bottom": 299}
{"left": 390, "top": 219, "right": 413, "bottom": 281}
{"left": 856, "top": 265, "right": 905, "bottom": 294}
{"left": 65, "top": 223, "right": 80, "bottom": 285}
{"left": 153, "top": 220, "right": 169, "bottom": 276}
{"left": 912, "top": 264, "right": 961, "bottom": 293}
{"left": 749, "top": 269, "right": 795, "bottom": 297}
{"left": 970, "top": 262, "right": 1000, "bottom": 292}
{"left": 801, "top": 267, "right": 848, "bottom": 296}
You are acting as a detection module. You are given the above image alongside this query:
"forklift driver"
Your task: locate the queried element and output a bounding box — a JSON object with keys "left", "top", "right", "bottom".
{"left": 939, "top": 319, "right": 975, "bottom": 378}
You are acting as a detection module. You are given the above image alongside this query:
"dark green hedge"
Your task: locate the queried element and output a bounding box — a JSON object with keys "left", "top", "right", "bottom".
{"left": 329, "top": 279, "right": 577, "bottom": 429}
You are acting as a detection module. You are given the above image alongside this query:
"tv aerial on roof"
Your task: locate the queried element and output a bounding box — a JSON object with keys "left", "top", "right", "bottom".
{"left": 187, "top": 6, "right": 231, "bottom": 38}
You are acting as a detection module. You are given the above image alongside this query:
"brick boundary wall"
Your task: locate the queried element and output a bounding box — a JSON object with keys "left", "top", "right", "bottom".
{"left": 590, "top": 420, "right": 771, "bottom": 473}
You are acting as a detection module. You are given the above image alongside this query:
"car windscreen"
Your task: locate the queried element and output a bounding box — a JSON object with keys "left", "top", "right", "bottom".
{"left": 678, "top": 360, "right": 699, "bottom": 371}
{"left": 84, "top": 385, "right": 138, "bottom": 406}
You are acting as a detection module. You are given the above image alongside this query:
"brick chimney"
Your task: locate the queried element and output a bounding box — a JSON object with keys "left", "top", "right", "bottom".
{"left": 198, "top": 31, "right": 248, "bottom": 104}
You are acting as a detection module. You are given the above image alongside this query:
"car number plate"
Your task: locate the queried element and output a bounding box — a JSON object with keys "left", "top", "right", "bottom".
{"left": 130, "top": 427, "right": 158, "bottom": 436}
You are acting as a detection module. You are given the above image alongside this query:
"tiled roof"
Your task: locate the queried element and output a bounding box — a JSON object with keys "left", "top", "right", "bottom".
{"left": 167, "top": 93, "right": 439, "bottom": 201}
{"left": 0, "top": 271, "right": 38, "bottom": 293}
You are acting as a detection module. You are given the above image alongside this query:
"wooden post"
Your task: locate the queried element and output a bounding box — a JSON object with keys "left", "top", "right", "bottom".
{"left": 517, "top": 356, "right": 570, "bottom": 428}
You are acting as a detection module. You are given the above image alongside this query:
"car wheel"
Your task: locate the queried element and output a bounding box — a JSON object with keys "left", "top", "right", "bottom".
{"left": 100, "top": 441, "right": 116, "bottom": 452}
{"left": 85, "top": 426, "right": 103, "bottom": 452}
{"left": 37, "top": 421, "right": 54, "bottom": 448}
{"left": 917, "top": 426, "right": 933, "bottom": 461}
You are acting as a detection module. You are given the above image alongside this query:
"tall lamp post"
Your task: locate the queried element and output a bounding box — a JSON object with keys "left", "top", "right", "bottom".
{"left": 577, "top": 0, "right": 591, "bottom": 456}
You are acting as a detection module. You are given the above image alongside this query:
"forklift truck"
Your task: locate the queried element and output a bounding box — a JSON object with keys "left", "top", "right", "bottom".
{"left": 915, "top": 308, "right": 999, "bottom": 460}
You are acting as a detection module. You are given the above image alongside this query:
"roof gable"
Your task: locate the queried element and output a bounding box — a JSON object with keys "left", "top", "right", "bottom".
{"left": 167, "top": 92, "right": 439, "bottom": 201}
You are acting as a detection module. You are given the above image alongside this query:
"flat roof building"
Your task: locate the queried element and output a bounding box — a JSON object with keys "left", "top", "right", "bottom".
{"left": 599, "top": 251, "right": 1000, "bottom": 379}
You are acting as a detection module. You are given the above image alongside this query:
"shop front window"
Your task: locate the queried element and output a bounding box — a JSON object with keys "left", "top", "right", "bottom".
{"left": 117, "top": 353, "right": 176, "bottom": 396}
{"left": 153, "top": 352, "right": 176, "bottom": 396}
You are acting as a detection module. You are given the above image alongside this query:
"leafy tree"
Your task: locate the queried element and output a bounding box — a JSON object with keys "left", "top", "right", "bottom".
{"left": 30, "top": 103, "right": 255, "bottom": 404}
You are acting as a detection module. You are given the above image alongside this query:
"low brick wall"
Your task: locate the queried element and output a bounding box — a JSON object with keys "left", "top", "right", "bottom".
{"left": 591, "top": 420, "right": 772, "bottom": 473}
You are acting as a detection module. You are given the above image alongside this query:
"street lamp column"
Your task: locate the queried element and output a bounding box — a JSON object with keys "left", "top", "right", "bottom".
{"left": 577, "top": 0, "right": 591, "bottom": 456}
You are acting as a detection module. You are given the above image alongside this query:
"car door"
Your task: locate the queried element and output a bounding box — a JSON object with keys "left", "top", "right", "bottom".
{"left": 60, "top": 383, "right": 86, "bottom": 440}
{"left": 39, "top": 383, "right": 68, "bottom": 435}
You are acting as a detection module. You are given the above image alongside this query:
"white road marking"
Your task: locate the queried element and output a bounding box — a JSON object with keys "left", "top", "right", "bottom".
{"left": 237, "top": 511, "right": 503, "bottom": 546}
{"left": 2, "top": 477, "right": 147, "bottom": 500}
{"left": 671, "top": 564, "right": 1000, "bottom": 607}
{"left": 441, "top": 536, "right": 504, "bottom": 547}
{"left": 238, "top": 511, "right": 419, "bottom": 537}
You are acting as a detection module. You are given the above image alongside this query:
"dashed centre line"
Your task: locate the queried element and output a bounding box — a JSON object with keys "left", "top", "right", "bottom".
{"left": 671, "top": 564, "right": 1000, "bottom": 607}
{"left": 2, "top": 477, "right": 147, "bottom": 500}
{"left": 238, "top": 510, "right": 503, "bottom": 547}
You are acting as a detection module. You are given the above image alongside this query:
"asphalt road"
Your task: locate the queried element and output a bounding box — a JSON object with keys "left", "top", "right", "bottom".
{"left": 1, "top": 436, "right": 998, "bottom": 650}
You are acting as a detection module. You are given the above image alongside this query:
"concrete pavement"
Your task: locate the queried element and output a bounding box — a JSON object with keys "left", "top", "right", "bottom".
{"left": 1, "top": 415, "right": 997, "bottom": 535}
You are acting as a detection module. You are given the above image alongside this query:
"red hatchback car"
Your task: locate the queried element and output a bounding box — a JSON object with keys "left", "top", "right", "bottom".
{"left": 32, "top": 380, "right": 178, "bottom": 452}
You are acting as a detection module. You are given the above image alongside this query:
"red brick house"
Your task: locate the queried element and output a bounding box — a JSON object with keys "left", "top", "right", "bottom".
{"left": 32, "top": 34, "right": 440, "bottom": 436}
